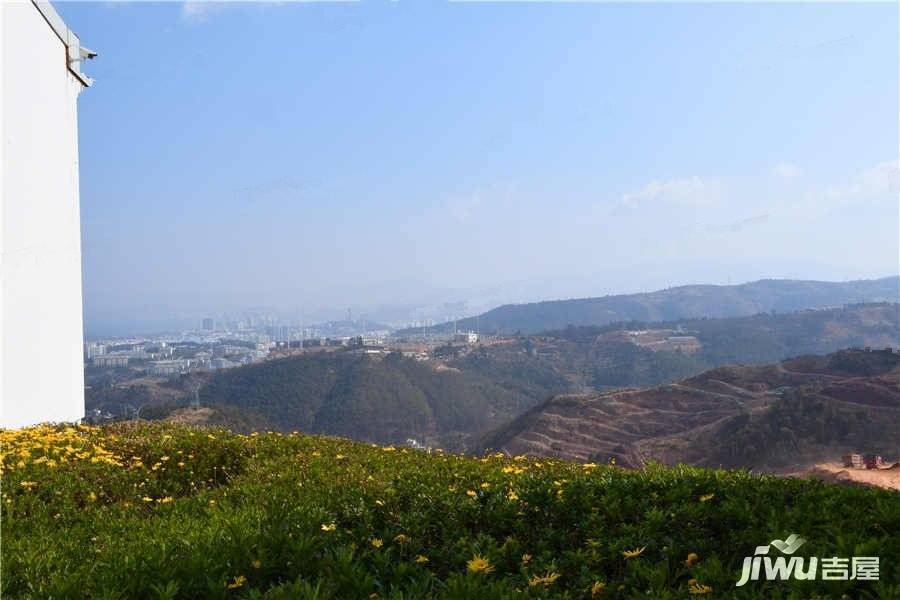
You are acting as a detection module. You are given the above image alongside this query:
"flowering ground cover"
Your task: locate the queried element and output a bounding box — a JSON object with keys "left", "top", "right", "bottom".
{"left": 1, "top": 423, "right": 897, "bottom": 598}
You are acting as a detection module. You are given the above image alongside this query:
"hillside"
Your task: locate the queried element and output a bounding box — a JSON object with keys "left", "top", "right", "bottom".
{"left": 478, "top": 349, "right": 900, "bottom": 472}
{"left": 196, "top": 352, "right": 569, "bottom": 450}
{"left": 457, "top": 303, "right": 899, "bottom": 391}
{"left": 114, "top": 304, "right": 900, "bottom": 452}
{"left": 2, "top": 423, "right": 898, "bottom": 598}
{"left": 415, "top": 276, "right": 898, "bottom": 335}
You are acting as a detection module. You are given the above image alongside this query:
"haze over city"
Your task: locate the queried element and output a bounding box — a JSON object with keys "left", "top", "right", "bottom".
{"left": 5, "top": 0, "right": 900, "bottom": 593}
{"left": 54, "top": 1, "right": 899, "bottom": 336}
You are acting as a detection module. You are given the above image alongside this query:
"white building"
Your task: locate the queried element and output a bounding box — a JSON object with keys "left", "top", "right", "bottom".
{"left": 92, "top": 355, "right": 128, "bottom": 369}
{"left": 84, "top": 341, "right": 107, "bottom": 359}
{"left": 453, "top": 331, "right": 479, "bottom": 345}
{"left": 147, "top": 360, "right": 190, "bottom": 377}
{"left": 1, "top": 1, "right": 95, "bottom": 427}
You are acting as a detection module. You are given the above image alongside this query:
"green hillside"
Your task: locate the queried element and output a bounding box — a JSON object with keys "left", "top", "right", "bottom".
{"left": 197, "top": 352, "right": 569, "bottom": 449}
{"left": 513, "top": 302, "right": 899, "bottom": 389}
{"left": 2, "top": 423, "right": 897, "bottom": 599}
{"left": 415, "top": 277, "right": 899, "bottom": 335}
{"left": 129, "top": 304, "right": 898, "bottom": 451}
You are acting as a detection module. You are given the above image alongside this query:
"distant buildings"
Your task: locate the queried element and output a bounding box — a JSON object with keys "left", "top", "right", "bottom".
{"left": 842, "top": 452, "right": 887, "bottom": 470}
{"left": 92, "top": 355, "right": 129, "bottom": 368}
{"left": 202, "top": 318, "right": 215, "bottom": 331}
{"left": 619, "top": 330, "right": 701, "bottom": 354}
{"left": 453, "top": 332, "right": 479, "bottom": 345}
{"left": 210, "top": 358, "right": 240, "bottom": 370}
{"left": 84, "top": 342, "right": 107, "bottom": 360}
{"left": 147, "top": 360, "right": 190, "bottom": 377}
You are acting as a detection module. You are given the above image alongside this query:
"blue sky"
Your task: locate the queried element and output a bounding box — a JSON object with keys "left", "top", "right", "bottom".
{"left": 55, "top": 1, "right": 898, "bottom": 334}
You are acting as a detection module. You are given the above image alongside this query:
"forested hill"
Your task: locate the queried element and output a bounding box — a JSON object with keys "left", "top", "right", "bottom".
{"left": 95, "top": 304, "right": 898, "bottom": 452}
{"left": 414, "top": 276, "right": 899, "bottom": 335}
{"left": 461, "top": 302, "right": 899, "bottom": 392}
{"left": 198, "top": 352, "right": 569, "bottom": 450}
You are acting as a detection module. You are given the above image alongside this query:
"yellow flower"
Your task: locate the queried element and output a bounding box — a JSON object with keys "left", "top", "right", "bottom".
{"left": 466, "top": 490, "right": 477, "bottom": 498}
{"left": 591, "top": 580, "right": 606, "bottom": 597}
{"left": 467, "top": 555, "right": 495, "bottom": 574}
{"left": 415, "top": 554, "right": 429, "bottom": 564}
{"left": 159, "top": 496, "right": 174, "bottom": 504}
{"left": 622, "top": 546, "right": 646, "bottom": 559}
{"left": 321, "top": 523, "right": 337, "bottom": 532}
{"left": 375, "top": 500, "right": 384, "bottom": 506}
{"left": 19, "top": 481, "right": 36, "bottom": 489}
{"left": 142, "top": 496, "right": 154, "bottom": 503}
{"left": 699, "top": 493, "right": 715, "bottom": 502}
{"left": 689, "top": 582, "right": 713, "bottom": 595}
{"left": 507, "top": 490, "right": 519, "bottom": 501}
{"left": 88, "top": 491, "right": 97, "bottom": 502}
{"left": 684, "top": 552, "right": 699, "bottom": 567}
{"left": 251, "top": 559, "right": 262, "bottom": 569}
{"left": 227, "top": 575, "right": 246, "bottom": 589}
{"left": 393, "top": 533, "right": 410, "bottom": 544}
{"left": 521, "top": 553, "right": 532, "bottom": 565}
{"left": 480, "top": 482, "right": 491, "bottom": 489}
{"left": 528, "top": 571, "right": 561, "bottom": 587}
{"left": 371, "top": 538, "right": 383, "bottom": 548}
{"left": 583, "top": 462, "right": 599, "bottom": 470}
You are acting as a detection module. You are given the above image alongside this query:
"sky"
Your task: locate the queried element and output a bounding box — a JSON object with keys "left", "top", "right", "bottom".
{"left": 54, "top": 1, "right": 899, "bottom": 335}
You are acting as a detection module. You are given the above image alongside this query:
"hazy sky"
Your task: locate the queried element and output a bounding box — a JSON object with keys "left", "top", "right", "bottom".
{"left": 56, "top": 1, "right": 898, "bottom": 334}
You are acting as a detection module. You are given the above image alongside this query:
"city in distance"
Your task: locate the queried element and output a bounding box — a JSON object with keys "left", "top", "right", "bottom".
{"left": 4, "top": 0, "right": 898, "bottom": 598}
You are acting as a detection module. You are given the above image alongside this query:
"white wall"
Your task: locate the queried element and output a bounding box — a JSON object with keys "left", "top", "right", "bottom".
{"left": 1, "top": 1, "right": 87, "bottom": 427}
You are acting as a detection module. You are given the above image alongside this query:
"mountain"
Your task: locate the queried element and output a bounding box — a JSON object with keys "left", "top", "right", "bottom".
{"left": 457, "top": 302, "right": 899, "bottom": 392}
{"left": 477, "top": 348, "right": 900, "bottom": 472}
{"left": 107, "top": 303, "right": 898, "bottom": 450}
{"left": 196, "top": 351, "right": 569, "bottom": 449}
{"left": 188, "top": 305, "right": 897, "bottom": 446}
{"left": 411, "top": 276, "right": 899, "bottom": 335}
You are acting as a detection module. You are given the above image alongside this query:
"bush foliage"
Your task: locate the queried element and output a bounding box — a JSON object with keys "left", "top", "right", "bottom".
{"left": 1, "top": 423, "right": 897, "bottom": 598}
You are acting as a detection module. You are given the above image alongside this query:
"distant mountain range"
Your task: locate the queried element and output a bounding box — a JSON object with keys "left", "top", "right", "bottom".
{"left": 408, "top": 276, "right": 899, "bottom": 335}
{"left": 476, "top": 349, "right": 900, "bottom": 472}
{"left": 108, "top": 303, "right": 900, "bottom": 454}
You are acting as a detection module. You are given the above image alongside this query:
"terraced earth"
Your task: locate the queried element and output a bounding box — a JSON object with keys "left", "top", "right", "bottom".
{"left": 478, "top": 349, "right": 900, "bottom": 472}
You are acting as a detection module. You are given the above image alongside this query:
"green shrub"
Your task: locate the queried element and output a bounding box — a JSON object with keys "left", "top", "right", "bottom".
{"left": 1, "top": 423, "right": 897, "bottom": 598}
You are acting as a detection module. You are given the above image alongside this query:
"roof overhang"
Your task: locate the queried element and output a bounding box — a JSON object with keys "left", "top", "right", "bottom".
{"left": 31, "top": 0, "right": 95, "bottom": 87}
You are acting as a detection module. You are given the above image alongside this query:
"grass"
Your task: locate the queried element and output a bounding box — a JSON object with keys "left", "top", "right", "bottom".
{"left": 1, "top": 423, "right": 897, "bottom": 598}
